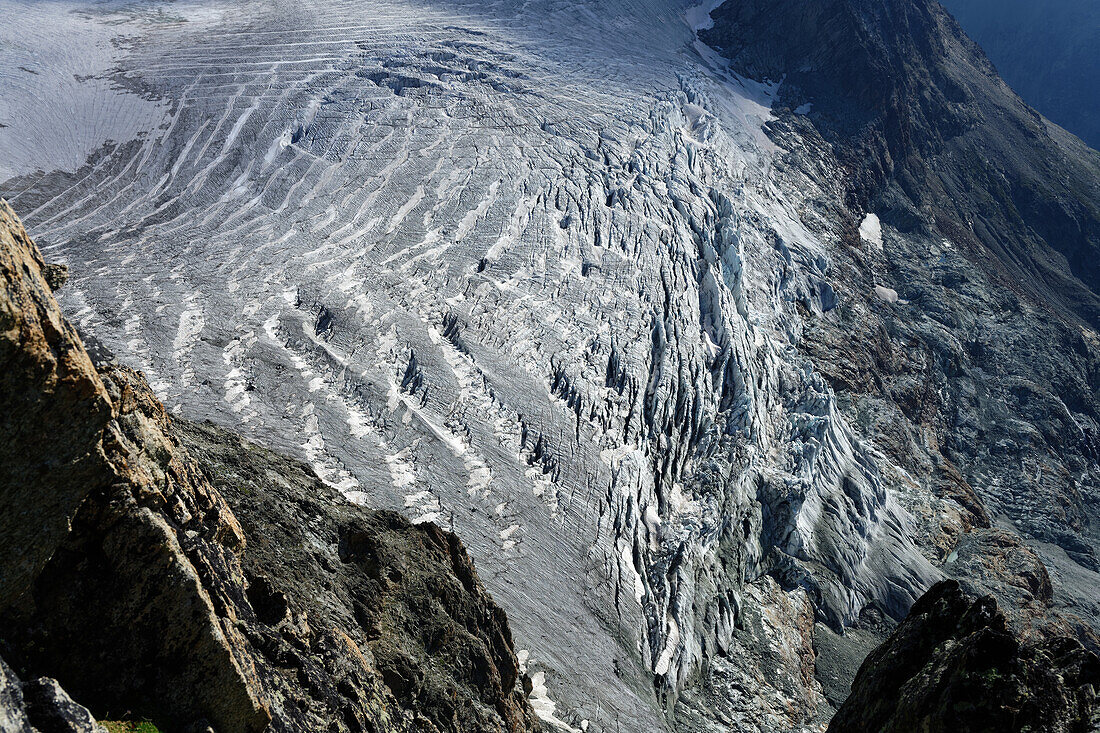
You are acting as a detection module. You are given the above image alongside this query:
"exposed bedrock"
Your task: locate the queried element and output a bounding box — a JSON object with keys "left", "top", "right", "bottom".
{"left": 1, "top": 656, "right": 106, "bottom": 733}
{"left": 703, "top": 0, "right": 1100, "bottom": 329}
{"left": 0, "top": 200, "right": 112, "bottom": 613}
{"left": 830, "top": 580, "right": 1100, "bottom": 733}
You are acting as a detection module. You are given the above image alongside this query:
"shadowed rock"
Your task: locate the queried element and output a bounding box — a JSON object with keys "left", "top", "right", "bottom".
{"left": 829, "top": 580, "right": 1100, "bottom": 732}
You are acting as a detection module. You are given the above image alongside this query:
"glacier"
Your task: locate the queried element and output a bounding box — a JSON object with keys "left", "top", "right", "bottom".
{"left": 0, "top": 0, "right": 945, "bottom": 730}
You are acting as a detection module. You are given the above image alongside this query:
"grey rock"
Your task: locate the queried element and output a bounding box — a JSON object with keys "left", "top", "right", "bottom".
{"left": 20, "top": 678, "right": 105, "bottom": 733}
{"left": 0, "top": 656, "right": 105, "bottom": 733}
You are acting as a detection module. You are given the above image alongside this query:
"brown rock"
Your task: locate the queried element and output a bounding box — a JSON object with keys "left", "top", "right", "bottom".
{"left": 0, "top": 199, "right": 270, "bottom": 732}
{"left": 0, "top": 199, "right": 112, "bottom": 610}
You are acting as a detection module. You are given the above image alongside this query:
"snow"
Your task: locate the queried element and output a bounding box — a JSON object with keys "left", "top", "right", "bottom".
{"left": 1, "top": 0, "right": 937, "bottom": 728}
{"left": 874, "top": 285, "right": 900, "bottom": 304}
{"left": 684, "top": 0, "right": 729, "bottom": 31}
{"left": 529, "top": 671, "right": 582, "bottom": 733}
{"left": 859, "top": 212, "right": 884, "bottom": 249}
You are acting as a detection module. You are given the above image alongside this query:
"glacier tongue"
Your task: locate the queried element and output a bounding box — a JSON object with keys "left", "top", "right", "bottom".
{"left": 1, "top": 0, "right": 936, "bottom": 729}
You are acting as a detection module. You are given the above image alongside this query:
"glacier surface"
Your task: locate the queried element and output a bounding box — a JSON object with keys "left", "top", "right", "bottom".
{"left": 0, "top": 0, "right": 940, "bottom": 729}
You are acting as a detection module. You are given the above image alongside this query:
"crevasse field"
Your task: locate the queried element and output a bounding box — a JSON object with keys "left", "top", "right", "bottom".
{"left": 0, "top": 1, "right": 936, "bottom": 730}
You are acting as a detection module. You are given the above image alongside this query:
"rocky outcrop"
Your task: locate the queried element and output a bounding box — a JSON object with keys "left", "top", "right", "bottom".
{"left": 174, "top": 417, "right": 538, "bottom": 733}
{"left": 0, "top": 200, "right": 539, "bottom": 732}
{"left": 0, "top": 199, "right": 113, "bottom": 612}
{"left": 829, "top": 580, "right": 1100, "bottom": 732}
{"left": 1, "top": 656, "right": 105, "bottom": 733}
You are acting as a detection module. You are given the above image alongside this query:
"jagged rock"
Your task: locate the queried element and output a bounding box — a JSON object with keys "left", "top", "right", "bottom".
{"left": 829, "top": 580, "right": 1100, "bottom": 733}
{"left": 0, "top": 201, "right": 271, "bottom": 732}
{"left": 40, "top": 264, "right": 68, "bottom": 292}
{"left": 0, "top": 656, "right": 105, "bottom": 733}
{"left": 0, "top": 199, "right": 113, "bottom": 611}
{"left": 705, "top": 0, "right": 1100, "bottom": 332}
{"left": 176, "top": 418, "right": 538, "bottom": 733}
{"left": 0, "top": 203, "right": 540, "bottom": 733}
{"left": 19, "top": 677, "right": 106, "bottom": 733}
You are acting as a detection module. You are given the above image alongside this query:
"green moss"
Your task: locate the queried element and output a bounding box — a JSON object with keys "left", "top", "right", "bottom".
{"left": 100, "top": 721, "right": 162, "bottom": 733}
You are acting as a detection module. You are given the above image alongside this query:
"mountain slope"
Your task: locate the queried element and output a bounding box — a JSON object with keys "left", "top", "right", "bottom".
{"left": 939, "top": 0, "right": 1100, "bottom": 151}
{"left": 703, "top": 0, "right": 1100, "bottom": 326}
{"left": 2, "top": 0, "right": 1100, "bottom": 730}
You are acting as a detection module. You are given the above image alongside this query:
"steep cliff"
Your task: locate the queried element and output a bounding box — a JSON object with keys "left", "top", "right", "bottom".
{"left": 0, "top": 199, "right": 539, "bottom": 732}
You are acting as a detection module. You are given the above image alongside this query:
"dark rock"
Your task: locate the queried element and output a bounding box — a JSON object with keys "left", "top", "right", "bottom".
{"left": 0, "top": 656, "right": 104, "bottom": 733}
{"left": 829, "top": 580, "right": 1100, "bottom": 732}
{"left": 21, "top": 677, "right": 104, "bottom": 733}
{"left": 40, "top": 263, "right": 68, "bottom": 292}
{"left": 0, "top": 200, "right": 113, "bottom": 612}
{"left": 704, "top": 0, "right": 1100, "bottom": 327}
{"left": 175, "top": 417, "right": 539, "bottom": 733}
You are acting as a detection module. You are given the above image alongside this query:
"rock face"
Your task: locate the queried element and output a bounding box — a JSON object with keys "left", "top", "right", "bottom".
{"left": 830, "top": 580, "right": 1100, "bottom": 733}
{"left": 0, "top": 199, "right": 113, "bottom": 611}
{"left": 1, "top": 657, "right": 105, "bottom": 733}
{"left": 703, "top": 0, "right": 1100, "bottom": 326}
{"left": 175, "top": 418, "right": 537, "bottom": 733}
{"left": 0, "top": 201, "right": 538, "bottom": 732}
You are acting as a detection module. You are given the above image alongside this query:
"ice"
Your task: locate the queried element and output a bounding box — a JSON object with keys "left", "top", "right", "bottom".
{"left": 1, "top": 0, "right": 938, "bottom": 728}
{"left": 0, "top": 0, "right": 165, "bottom": 181}
{"left": 859, "top": 212, "right": 884, "bottom": 249}
{"left": 529, "top": 671, "right": 582, "bottom": 733}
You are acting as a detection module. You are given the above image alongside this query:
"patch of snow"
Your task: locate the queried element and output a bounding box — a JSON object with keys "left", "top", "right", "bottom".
{"left": 684, "top": 0, "right": 728, "bottom": 31}
{"left": 859, "top": 213, "right": 883, "bottom": 250}
{"left": 529, "top": 671, "right": 582, "bottom": 733}
{"left": 874, "top": 285, "right": 899, "bottom": 304}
